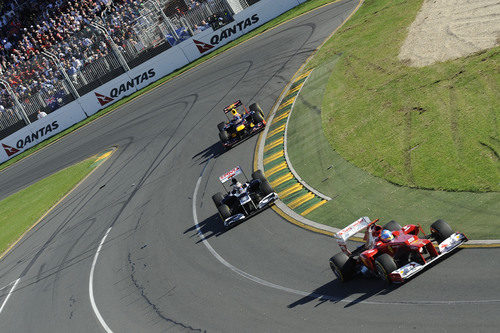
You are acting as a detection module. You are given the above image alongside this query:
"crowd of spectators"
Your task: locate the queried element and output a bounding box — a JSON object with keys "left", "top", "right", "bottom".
{"left": 0, "top": 0, "right": 143, "bottom": 107}
{"left": 0, "top": 0, "right": 239, "bottom": 126}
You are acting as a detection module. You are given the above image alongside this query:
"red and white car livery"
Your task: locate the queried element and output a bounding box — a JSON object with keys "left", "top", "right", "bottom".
{"left": 219, "top": 166, "right": 243, "bottom": 183}
{"left": 330, "top": 217, "right": 468, "bottom": 283}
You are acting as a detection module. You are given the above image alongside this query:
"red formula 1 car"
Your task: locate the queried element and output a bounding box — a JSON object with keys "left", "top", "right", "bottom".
{"left": 217, "top": 100, "right": 266, "bottom": 149}
{"left": 329, "top": 217, "right": 468, "bottom": 283}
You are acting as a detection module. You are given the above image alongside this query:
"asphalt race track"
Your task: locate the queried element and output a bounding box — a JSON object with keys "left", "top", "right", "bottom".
{"left": 0, "top": 1, "right": 499, "bottom": 331}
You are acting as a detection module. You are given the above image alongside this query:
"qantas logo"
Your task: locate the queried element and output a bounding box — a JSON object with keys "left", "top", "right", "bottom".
{"left": 194, "top": 14, "right": 260, "bottom": 54}
{"left": 95, "top": 92, "right": 114, "bottom": 106}
{"left": 95, "top": 69, "right": 156, "bottom": 105}
{"left": 2, "top": 143, "right": 20, "bottom": 157}
{"left": 193, "top": 39, "right": 214, "bottom": 53}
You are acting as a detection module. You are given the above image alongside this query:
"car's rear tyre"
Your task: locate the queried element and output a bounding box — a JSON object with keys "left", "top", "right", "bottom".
{"left": 383, "top": 220, "right": 402, "bottom": 231}
{"left": 212, "top": 192, "right": 224, "bottom": 207}
{"left": 329, "top": 252, "right": 355, "bottom": 282}
{"left": 375, "top": 253, "right": 397, "bottom": 283}
{"left": 217, "top": 122, "right": 226, "bottom": 131}
{"left": 217, "top": 204, "right": 231, "bottom": 220}
{"left": 252, "top": 170, "right": 266, "bottom": 182}
{"left": 260, "top": 180, "right": 274, "bottom": 196}
{"left": 430, "top": 219, "right": 453, "bottom": 244}
{"left": 219, "top": 130, "right": 229, "bottom": 142}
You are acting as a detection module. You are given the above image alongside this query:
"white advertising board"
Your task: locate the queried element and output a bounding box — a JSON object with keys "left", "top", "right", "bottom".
{"left": 80, "top": 46, "right": 190, "bottom": 116}
{"left": 179, "top": 0, "right": 306, "bottom": 62}
{"left": 0, "top": 100, "right": 87, "bottom": 163}
{"left": 1, "top": 0, "right": 305, "bottom": 163}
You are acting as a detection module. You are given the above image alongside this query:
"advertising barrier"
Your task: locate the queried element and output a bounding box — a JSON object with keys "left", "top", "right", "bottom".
{"left": 1, "top": 0, "right": 308, "bottom": 163}
{"left": 0, "top": 100, "right": 87, "bottom": 163}
{"left": 80, "top": 46, "right": 190, "bottom": 115}
{"left": 180, "top": 0, "right": 307, "bottom": 61}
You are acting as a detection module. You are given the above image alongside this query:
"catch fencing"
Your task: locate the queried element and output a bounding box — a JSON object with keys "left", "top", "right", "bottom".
{"left": 0, "top": 0, "right": 252, "bottom": 140}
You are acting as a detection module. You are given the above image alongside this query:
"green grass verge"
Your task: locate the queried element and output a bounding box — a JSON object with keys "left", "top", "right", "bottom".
{"left": 0, "top": 0, "right": 342, "bottom": 172}
{"left": 306, "top": 0, "right": 499, "bottom": 192}
{"left": 287, "top": 42, "right": 500, "bottom": 239}
{"left": 0, "top": 154, "right": 101, "bottom": 255}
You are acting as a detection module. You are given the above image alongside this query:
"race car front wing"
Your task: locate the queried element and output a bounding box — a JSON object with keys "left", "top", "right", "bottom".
{"left": 222, "top": 122, "right": 266, "bottom": 148}
{"left": 388, "top": 232, "right": 468, "bottom": 283}
{"left": 223, "top": 193, "right": 278, "bottom": 227}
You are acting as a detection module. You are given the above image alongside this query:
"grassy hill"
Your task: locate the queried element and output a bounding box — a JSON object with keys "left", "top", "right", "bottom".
{"left": 306, "top": 0, "right": 499, "bottom": 192}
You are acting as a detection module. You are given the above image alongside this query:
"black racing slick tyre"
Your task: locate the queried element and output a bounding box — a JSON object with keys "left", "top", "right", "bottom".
{"left": 329, "top": 253, "right": 355, "bottom": 282}
{"left": 217, "top": 122, "right": 226, "bottom": 131}
{"left": 212, "top": 192, "right": 224, "bottom": 207}
{"left": 383, "top": 220, "right": 402, "bottom": 231}
{"left": 249, "top": 103, "right": 265, "bottom": 123}
{"left": 430, "top": 219, "right": 453, "bottom": 244}
{"left": 252, "top": 169, "right": 266, "bottom": 183}
{"left": 219, "top": 130, "right": 229, "bottom": 142}
{"left": 375, "top": 253, "right": 397, "bottom": 283}
{"left": 217, "top": 204, "right": 231, "bottom": 220}
{"left": 260, "top": 180, "right": 274, "bottom": 196}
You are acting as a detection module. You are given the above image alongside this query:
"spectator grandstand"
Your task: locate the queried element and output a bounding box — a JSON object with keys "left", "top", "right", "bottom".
{"left": 0, "top": 0, "right": 252, "bottom": 139}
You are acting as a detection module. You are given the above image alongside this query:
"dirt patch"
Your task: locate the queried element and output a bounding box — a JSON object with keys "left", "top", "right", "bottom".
{"left": 399, "top": 0, "right": 500, "bottom": 67}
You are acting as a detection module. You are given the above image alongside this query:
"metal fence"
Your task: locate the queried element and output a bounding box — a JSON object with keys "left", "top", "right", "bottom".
{"left": 0, "top": 89, "right": 21, "bottom": 129}
{"left": 0, "top": 0, "right": 254, "bottom": 140}
{"left": 177, "top": 1, "right": 234, "bottom": 29}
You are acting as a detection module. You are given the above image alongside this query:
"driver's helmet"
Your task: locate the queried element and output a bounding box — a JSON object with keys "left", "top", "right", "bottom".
{"left": 231, "top": 109, "right": 241, "bottom": 118}
{"left": 231, "top": 178, "right": 237, "bottom": 184}
{"left": 380, "top": 229, "right": 394, "bottom": 242}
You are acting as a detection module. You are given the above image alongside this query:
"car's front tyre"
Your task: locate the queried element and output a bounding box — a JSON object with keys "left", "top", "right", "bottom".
{"left": 219, "top": 130, "right": 229, "bottom": 143}
{"left": 252, "top": 170, "right": 266, "bottom": 183}
{"left": 375, "top": 253, "right": 397, "bottom": 283}
{"left": 212, "top": 192, "right": 224, "bottom": 207}
{"left": 217, "top": 204, "right": 231, "bottom": 221}
{"left": 260, "top": 180, "right": 274, "bottom": 196}
{"left": 430, "top": 219, "right": 453, "bottom": 244}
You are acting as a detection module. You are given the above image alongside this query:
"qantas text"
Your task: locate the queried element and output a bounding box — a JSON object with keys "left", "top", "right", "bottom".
{"left": 210, "top": 14, "right": 259, "bottom": 45}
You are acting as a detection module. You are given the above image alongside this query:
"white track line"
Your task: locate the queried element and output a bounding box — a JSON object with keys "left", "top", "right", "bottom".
{"left": 192, "top": 166, "right": 500, "bottom": 306}
{"left": 0, "top": 278, "right": 20, "bottom": 315}
{"left": 192, "top": 176, "right": 313, "bottom": 297}
{"left": 89, "top": 227, "right": 113, "bottom": 333}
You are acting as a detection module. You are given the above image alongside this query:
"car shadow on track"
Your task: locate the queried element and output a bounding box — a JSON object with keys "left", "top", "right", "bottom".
{"left": 184, "top": 213, "right": 231, "bottom": 243}
{"left": 287, "top": 278, "right": 400, "bottom": 309}
{"left": 287, "top": 248, "right": 466, "bottom": 308}
{"left": 192, "top": 141, "right": 225, "bottom": 165}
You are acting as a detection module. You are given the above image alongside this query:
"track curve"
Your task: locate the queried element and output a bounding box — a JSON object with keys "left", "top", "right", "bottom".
{"left": 1, "top": 1, "right": 499, "bottom": 331}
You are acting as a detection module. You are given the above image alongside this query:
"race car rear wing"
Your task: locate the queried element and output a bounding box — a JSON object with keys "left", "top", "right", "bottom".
{"left": 335, "top": 217, "right": 372, "bottom": 242}
{"left": 334, "top": 217, "right": 372, "bottom": 255}
{"left": 223, "top": 100, "right": 243, "bottom": 113}
{"left": 219, "top": 166, "right": 243, "bottom": 183}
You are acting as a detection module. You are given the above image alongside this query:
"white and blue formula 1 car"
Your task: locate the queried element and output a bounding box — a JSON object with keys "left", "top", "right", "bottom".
{"left": 212, "top": 166, "right": 278, "bottom": 228}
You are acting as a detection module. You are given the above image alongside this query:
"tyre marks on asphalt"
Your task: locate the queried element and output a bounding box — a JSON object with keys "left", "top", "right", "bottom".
{"left": 195, "top": 159, "right": 500, "bottom": 307}
{"left": 262, "top": 70, "right": 328, "bottom": 216}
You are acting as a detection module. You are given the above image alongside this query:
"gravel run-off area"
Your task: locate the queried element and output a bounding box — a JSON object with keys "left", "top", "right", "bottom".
{"left": 399, "top": 0, "right": 500, "bottom": 67}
